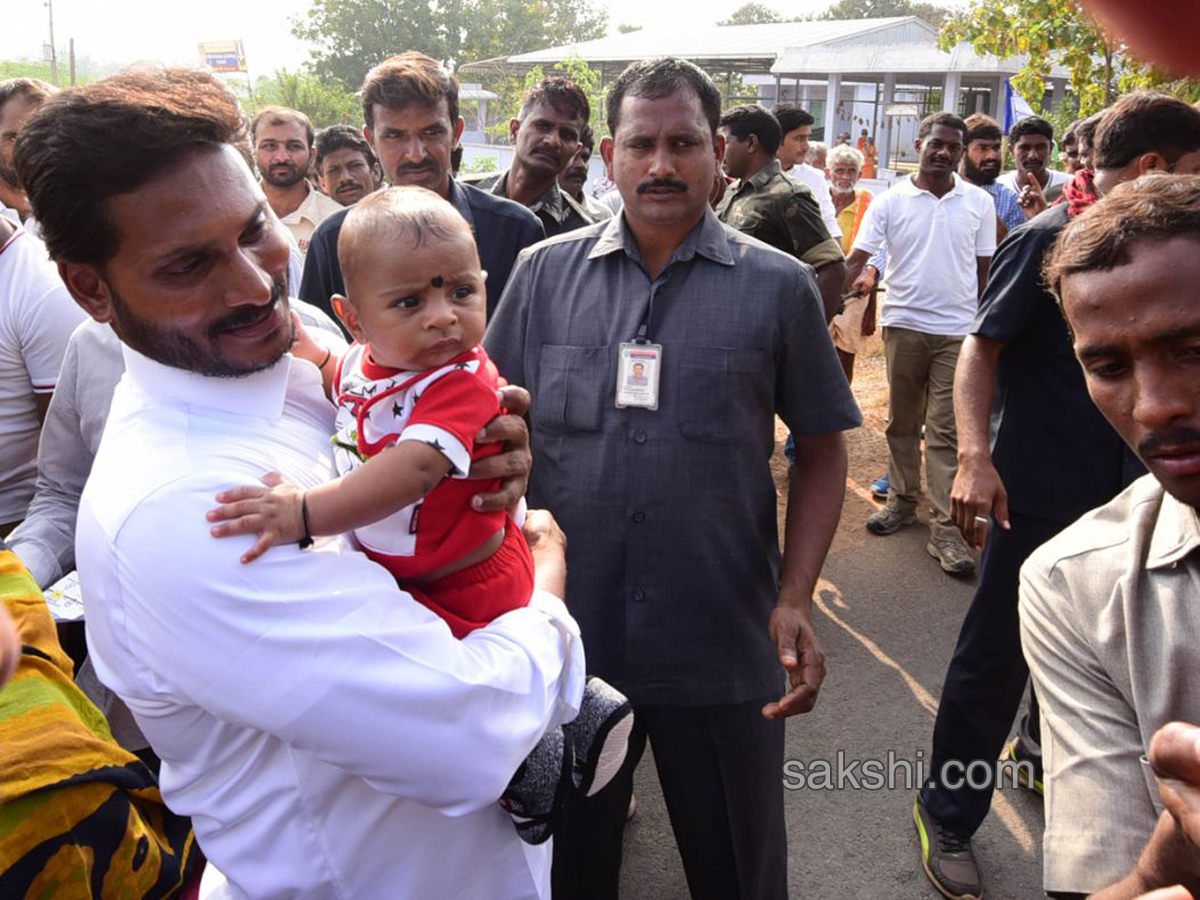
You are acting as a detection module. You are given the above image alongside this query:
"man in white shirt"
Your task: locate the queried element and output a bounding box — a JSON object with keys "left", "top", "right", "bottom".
{"left": 845, "top": 111, "right": 997, "bottom": 576}
{"left": 252, "top": 106, "right": 343, "bottom": 259}
{"left": 17, "top": 67, "right": 583, "bottom": 899}
{"left": 771, "top": 103, "right": 843, "bottom": 239}
{"left": 997, "top": 115, "right": 1072, "bottom": 211}
{"left": 0, "top": 218, "right": 85, "bottom": 535}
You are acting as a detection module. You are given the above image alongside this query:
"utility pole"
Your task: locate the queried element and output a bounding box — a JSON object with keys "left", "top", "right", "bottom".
{"left": 46, "top": 0, "right": 59, "bottom": 86}
{"left": 69, "top": 38, "right": 76, "bottom": 86}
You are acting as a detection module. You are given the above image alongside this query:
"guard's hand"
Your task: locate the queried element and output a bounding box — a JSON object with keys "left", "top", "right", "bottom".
{"left": 762, "top": 604, "right": 825, "bottom": 719}
{"left": 860, "top": 295, "right": 877, "bottom": 337}
{"left": 469, "top": 385, "right": 532, "bottom": 513}
{"left": 523, "top": 509, "right": 567, "bottom": 599}
{"left": 950, "top": 456, "right": 1010, "bottom": 550}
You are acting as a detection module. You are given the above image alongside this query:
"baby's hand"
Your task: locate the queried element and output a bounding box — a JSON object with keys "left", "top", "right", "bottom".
{"left": 290, "top": 314, "right": 328, "bottom": 368}
{"left": 207, "top": 472, "right": 306, "bottom": 564}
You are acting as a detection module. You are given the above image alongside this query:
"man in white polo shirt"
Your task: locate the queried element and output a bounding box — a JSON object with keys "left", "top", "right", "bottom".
{"left": 0, "top": 217, "right": 85, "bottom": 535}
{"left": 845, "top": 111, "right": 997, "bottom": 575}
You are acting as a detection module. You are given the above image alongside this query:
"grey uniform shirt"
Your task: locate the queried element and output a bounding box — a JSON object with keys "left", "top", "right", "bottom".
{"left": 484, "top": 209, "right": 861, "bottom": 706}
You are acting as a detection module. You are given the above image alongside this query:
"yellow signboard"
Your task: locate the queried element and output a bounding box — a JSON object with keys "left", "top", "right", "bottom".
{"left": 199, "top": 40, "right": 247, "bottom": 74}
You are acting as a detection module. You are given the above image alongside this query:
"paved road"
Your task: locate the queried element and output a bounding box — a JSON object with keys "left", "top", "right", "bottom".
{"left": 618, "top": 460, "right": 1046, "bottom": 898}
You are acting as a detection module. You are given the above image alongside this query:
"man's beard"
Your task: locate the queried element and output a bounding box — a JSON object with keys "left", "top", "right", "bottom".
{"left": 0, "top": 158, "right": 18, "bottom": 191}
{"left": 262, "top": 163, "right": 306, "bottom": 188}
{"left": 107, "top": 277, "right": 293, "bottom": 378}
{"left": 831, "top": 181, "right": 856, "bottom": 196}
{"left": 961, "top": 159, "right": 998, "bottom": 185}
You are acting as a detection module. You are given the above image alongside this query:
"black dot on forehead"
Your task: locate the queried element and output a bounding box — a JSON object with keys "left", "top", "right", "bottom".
{"left": 431, "top": 276, "right": 444, "bottom": 288}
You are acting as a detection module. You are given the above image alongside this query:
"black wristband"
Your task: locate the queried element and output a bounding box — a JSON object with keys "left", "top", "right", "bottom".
{"left": 298, "top": 493, "right": 314, "bottom": 549}
{"left": 317, "top": 347, "right": 332, "bottom": 370}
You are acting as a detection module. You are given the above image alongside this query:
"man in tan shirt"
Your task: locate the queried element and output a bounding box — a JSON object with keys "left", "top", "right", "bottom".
{"left": 252, "top": 106, "right": 341, "bottom": 259}
{"left": 1022, "top": 174, "right": 1200, "bottom": 899}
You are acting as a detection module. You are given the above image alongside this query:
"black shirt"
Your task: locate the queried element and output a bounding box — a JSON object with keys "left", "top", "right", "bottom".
{"left": 298, "top": 179, "right": 545, "bottom": 327}
{"left": 975, "top": 204, "right": 1143, "bottom": 523}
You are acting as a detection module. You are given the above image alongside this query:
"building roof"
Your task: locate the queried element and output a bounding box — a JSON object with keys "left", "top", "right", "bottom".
{"left": 459, "top": 17, "right": 937, "bottom": 77}
{"left": 772, "top": 42, "right": 1071, "bottom": 82}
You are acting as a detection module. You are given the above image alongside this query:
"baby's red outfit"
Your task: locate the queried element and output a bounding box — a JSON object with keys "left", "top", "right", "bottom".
{"left": 332, "top": 343, "right": 531, "bottom": 637}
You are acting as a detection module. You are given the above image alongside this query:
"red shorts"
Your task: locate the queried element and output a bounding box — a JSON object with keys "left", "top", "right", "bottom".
{"left": 407, "top": 519, "right": 533, "bottom": 638}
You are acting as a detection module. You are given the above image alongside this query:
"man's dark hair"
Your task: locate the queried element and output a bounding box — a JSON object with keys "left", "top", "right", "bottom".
{"left": 251, "top": 106, "right": 314, "bottom": 149}
{"left": 917, "top": 111, "right": 966, "bottom": 141}
{"left": 718, "top": 104, "right": 782, "bottom": 156}
{"left": 362, "top": 52, "right": 459, "bottom": 132}
{"left": 770, "top": 103, "right": 815, "bottom": 136}
{"left": 1063, "top": 119, "right": 1080, "bottom": 147}
{"left": 0, "top": 77, "right": 57, "bottom": 112}
{"left": 1076, "top": 112, "right": 1103, "bottom": 150}
{"left": 314, "top": 124, "right": 377, "bottom": 172}
{"left": 519, "top": 77, "right": 589, "bottom": 126}
{"left": 1009, "top": 115, "right": 1054, "bottom": 143}
{"left": 15, "top": 67, "right": 249, "bottom": 267}
{"left": 1044, "top": 174, "right": 1200, "bottom": 299}
{"left": 606, "top": 58, "right": 721, "bottom": 138}
{"left": 1093, "top": 91, "right": 1200, "bottom": 170}
{"left": 579, "top": 124, "right": 595, "bottom": 154}
{"left": 963, "top": 113, "right": 1002, "bottom": 145}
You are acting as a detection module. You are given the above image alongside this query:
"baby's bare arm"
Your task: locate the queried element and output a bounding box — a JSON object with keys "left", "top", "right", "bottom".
{"left": 208, "top": 443, "right": 454, "bottom": 563}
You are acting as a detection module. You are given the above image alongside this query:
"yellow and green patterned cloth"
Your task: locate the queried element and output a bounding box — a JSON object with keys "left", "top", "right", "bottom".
{"left": 0, "top": 548, "right": 197, "bottom": 896}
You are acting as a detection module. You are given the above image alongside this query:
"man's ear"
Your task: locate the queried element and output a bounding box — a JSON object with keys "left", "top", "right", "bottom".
{"left": 453, "top": 115, "right": 465, "bottom": 150}
{"left": 331, "top": 294, "right": 366, "bottom": 344}
{"left": 714, "top": 131, "right": 727, "bottom": 166}
{"left": 600, "top": 136, "right": 615, "bottom": 180}
{"left": 509, "top": 117, "right": 521, "bottom": 145}
{"left": 57, "top": 261, "right": 114, "bottom": 324}
{"left": 1137, "top": 151, "right": 1171, "bottom": 175}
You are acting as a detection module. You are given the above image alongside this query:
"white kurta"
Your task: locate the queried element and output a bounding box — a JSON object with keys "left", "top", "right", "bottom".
{"left": 76, "top": 345, "right": 585, "bottom": 899}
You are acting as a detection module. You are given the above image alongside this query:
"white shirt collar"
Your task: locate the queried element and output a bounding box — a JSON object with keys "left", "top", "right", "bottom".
{"left": 899, "top": 172, "right": 966, "bottom": 198}
{"left": 121, "top": 343, "right": 293, "bottom": 421}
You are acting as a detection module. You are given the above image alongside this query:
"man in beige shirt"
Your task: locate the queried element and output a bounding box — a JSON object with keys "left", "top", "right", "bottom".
{"left": 1021, "top": 173, "right": 1200, "bottom": 900}
{"left": 252, "top": 106, "right": 342, "bottom": 259}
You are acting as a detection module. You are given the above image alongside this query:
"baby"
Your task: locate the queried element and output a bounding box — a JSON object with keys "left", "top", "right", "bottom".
{"left": 207, "top": 186, "right": 631, "bottom": 843}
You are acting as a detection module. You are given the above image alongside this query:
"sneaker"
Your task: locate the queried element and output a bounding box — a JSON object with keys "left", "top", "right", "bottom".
{"left": 1003, "top": 738, "right": 1044, "bottom": 796}
{"left": 913, "top": 798, "right": 983, "bottom": 900}
{"left": 564, "top": 676, "right": 634, "bottom": 798}
{"left": 870, "top": 472, "right": 890, "bottom": 499}
{"left": 926, "top": 539, "right": 977, "bottom": 575}
{"left": 866, "top": 506, "right": 916, "bottom": 535}
{"left": 500, "top": 727, "right": 572, "bottom": 845}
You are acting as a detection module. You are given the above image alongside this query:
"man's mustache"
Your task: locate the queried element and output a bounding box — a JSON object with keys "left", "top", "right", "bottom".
{"left": 395, "top": 161, "right": 436, "bottom": 176}
{"left": 209, "top": 280, "right": 285, "bottom": 338}
{"left": 1139, "top": 426, "right": 1200, "bottom": 459}
{"left": 638, "top": 179, "right": 688, "bottom": 194}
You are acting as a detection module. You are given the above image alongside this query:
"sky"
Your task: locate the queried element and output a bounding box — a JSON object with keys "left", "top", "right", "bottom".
{"left": 2, "top": 0, "right": 955, "bottom": 80}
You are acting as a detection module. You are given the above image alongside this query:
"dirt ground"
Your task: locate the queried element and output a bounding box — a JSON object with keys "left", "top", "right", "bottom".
{"left": 770, "top": 332, "right": 893, "bottom": 553}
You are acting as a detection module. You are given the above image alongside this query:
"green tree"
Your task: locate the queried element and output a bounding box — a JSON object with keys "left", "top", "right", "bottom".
{"left": 718, "top": 3, "right": 785, "bottom": 25}
{"left": 484, "top": 55, "right": 606, "bottom": 142}
{"left": 821, "top": 0, "right": 948, "bottom": 29}
{"left": 292, "top": 0, "right": 607, "bottom": 92}
{"left": 616, "top": 23, "right": 643, "bottom": 33}
{"left": 244, "top": 70, "right": 361, "bottom": 127}
{"left": 940, "top": 0, "right": 1200, "bottom": 115}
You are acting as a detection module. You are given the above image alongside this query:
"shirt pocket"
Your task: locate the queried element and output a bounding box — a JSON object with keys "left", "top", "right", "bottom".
{"left": 676, "top": 345, "right": 772, "bottom": 444}
{"left": 533, "top": 344, "right": 611, "bottom": 434}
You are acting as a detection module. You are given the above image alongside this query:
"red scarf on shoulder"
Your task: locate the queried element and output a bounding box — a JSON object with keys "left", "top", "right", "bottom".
{"left": 1059, "top": 168, "right": 1099, "bottom": 218}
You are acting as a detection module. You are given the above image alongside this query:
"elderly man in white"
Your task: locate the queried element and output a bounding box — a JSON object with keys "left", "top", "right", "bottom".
{"left": 16, "top": 67, "right": 583, "bottom": 899}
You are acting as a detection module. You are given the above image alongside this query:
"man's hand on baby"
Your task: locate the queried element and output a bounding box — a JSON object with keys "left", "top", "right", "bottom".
{"left": 289, "top": 313, "right": 328, "bottom": 368}
{"left": 469, "top": 385, "right": 532, "bottom": 513}
{"left": 207, "top": 472, "right": 307, "bottom": 564}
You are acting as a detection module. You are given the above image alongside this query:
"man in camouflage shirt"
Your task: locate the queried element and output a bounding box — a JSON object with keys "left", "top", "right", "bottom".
{"left": 716, "top": 104, "right": 846, "bottom": 320}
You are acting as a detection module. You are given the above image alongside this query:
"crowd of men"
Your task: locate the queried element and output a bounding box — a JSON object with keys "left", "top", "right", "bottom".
{"left": 2, "top": 45, "right": 1200, "bottom": 900}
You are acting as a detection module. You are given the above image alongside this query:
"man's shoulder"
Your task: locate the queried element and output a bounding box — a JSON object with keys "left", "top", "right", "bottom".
{"left": 311, "top": 206, "right": 351, "bottom": 245}
{"left": 458, "top": 181, "right": 540, "bottom": 229}
{"left": 310, "top": 190, "right": 345, "bottom": 220}
{"left": 515, "top": 219, "right": 611, "bottom": 266}
{"left": 1025, "top": 475, "right": 1164, "bottom": 586}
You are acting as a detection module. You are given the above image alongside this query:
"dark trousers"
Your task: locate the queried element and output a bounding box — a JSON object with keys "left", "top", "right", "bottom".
{"left": 920, "top": 509, "right": 1062, "bottom": 837}
{"left": 552, "top": 697, "right": 787, "bottom": 900}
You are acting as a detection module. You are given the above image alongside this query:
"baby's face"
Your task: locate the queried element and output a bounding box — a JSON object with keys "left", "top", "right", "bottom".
{"left": 345, "top": 226, "right": 487, "bottom": 371}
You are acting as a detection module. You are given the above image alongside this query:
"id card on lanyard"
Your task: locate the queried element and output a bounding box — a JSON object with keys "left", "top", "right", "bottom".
{"left": 615, "top": 341, "right": 662, "bottom": 410}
